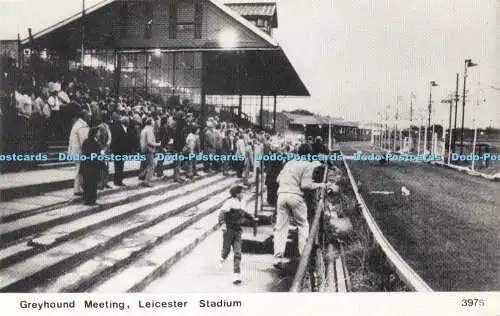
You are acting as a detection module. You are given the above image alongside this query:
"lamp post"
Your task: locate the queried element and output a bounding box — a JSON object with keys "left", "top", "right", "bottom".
{"left": 460, "top": 59, "right": 478, "bottom": 155}
{"left": 452, "top": 73, "right": 459, "bottom": 152}
{"left": 409, "top": 92, "right": 415, "bottom": 153}
{"left": 328, "top": 119, "right": 332, "bottom": 151}
{"left": 81, "top": 0, "right": 85, "bottom": 70}
{"left": 384, "top": 105, "right": 390, "bottom": 150}
{"left": 441, "top": 96, "right": 453, "bottom": 164}
{"left": 417, "top": 114, "right": 423, "bottom": 156}
{"left": 427, "top": 81, "right": 439, "bottom": 151}
{"left": 471, "top": 78, "right": 484, "bottom": 171}
{"left": 377, "top": 112, "right": 381, "bottom": 147}
{"left": 471, "top": 118, "right": 478, "bottom": 170}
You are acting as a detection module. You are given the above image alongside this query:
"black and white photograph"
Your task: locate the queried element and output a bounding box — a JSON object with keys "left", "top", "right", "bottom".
{"left": 0, "top": 0, "right": 499, "bottom": 304}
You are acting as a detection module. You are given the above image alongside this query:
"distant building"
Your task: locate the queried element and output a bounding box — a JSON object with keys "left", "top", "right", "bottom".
{"left": 258, "top": 109, "right": 371, "bottom": 140}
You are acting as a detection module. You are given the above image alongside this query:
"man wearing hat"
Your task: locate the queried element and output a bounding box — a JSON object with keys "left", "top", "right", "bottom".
{"left": 218, "top": 184, "right": 256, "bottom": 284}
{"left": 110, "top": 113, "right": 129, "bottom": 186}
{"left": 47, "top": 82, "right": 63, "bottom": 140}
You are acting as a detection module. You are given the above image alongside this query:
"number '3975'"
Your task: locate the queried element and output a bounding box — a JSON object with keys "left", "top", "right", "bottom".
{"left": 461, "top": 298, "right": 485, "bottom": 307}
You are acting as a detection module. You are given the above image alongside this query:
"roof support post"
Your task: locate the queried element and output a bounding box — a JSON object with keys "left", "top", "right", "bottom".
{"left": 114, "top": 49, "right": 121, "bottom": 100}
{"left": 260, "top": 95, "right": 264, "bottom": 130}
{"left": 144, "top": 49, "right": 149, "bottom": 99}
{"left": 238, "top": 95, "right": 242, "bottom": 119}
{"left": 81, "top": 0, "right": 85, "bottom": 70}
{"left": 273, "top": 95, "right": 277, "bottom": 133}
{"left": 200, "top": 51, "right": 207, "bottom": 127}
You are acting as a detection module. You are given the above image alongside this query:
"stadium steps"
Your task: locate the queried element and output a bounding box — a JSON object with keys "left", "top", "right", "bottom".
{"left": 0, "top": 172, "right": 248, "bottom": 292}
{"left": 0, "top": 171, "right": 219, "bottom": 262}
{"left": 39, "top": 192, "right": 256, "bottom": 293}
{"left": 0, "top": 164, "right": 204, "bottom": 223}
{"left": 0, "top": 159, "right": 183, "bottom": 202}
{"left": 34, "top": 143, "right": 73, "bottom": 170}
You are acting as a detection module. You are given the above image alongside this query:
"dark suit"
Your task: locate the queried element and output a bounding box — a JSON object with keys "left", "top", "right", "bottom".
{"left": 80, "top": 138, "right": 104, "bottom": 204}
{"left": 221, "top": 136, "right": 232, "bottom": 175}
{"left": 265, "top": 159, "right": 284, "bottom": 206}
{"left": 111, "top": 123, "right": 129, "bottom": 185}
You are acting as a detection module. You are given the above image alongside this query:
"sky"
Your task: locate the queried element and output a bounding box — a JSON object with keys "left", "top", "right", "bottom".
{"left": 1, "top": 0, "right": 499, "bottom": 127}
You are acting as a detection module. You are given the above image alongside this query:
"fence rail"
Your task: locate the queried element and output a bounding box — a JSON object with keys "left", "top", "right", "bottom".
{"left": 289, "top": 165, "right": 329, "bottom": 292}
{"left": 341, "top": 152, "right": 433, "bottom": 292}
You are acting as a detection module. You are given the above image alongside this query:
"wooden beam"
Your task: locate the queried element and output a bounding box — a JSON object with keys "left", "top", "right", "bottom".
{"left": 273, "top": 95, "right": 277, "bottom": 133}
{"left": 260, "top": 95, "right": 264, "bottom": 130}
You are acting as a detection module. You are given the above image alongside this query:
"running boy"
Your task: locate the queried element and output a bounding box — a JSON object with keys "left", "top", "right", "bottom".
{"left": 218, "top": 184, "right": 256, "bottom": 284}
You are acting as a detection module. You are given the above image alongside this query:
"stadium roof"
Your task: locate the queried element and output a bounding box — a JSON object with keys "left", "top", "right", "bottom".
{"left": 0, "top": 0, "right": 309, "bottom": 96}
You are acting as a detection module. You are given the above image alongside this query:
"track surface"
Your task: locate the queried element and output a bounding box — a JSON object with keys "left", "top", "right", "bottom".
{"left": 341, "top": 142, "right": 500, "bottom": 291}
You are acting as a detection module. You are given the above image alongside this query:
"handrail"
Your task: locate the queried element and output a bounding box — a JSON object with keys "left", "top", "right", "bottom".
{"left": 341, "top": 152, "right": 433, "bottom": 292}
{"left": 290, "top": 165, "right": 328, "bottom": 292}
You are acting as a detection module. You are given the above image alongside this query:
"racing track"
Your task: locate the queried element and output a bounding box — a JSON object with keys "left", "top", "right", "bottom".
{"left": 341, "top": 142, "right": 500, "bottom": 291}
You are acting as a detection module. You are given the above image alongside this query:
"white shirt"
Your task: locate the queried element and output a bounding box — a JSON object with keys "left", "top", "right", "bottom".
{"left": 47, "top": 96, "right": 61, "bottom": 111}
{"left": 220, "top": 198, "right": 247, "bottom": 214}
{"left": 236, "top": 139, "right": 246, "bottom": 155}
{"left": 140, "top": 125, "right": 159, "bottom": 152}
{"left": 277, "top": 160, "right": 315, "bottom": 197}
{"left": 68, "top": 118, "right": 89, "bottom": 155}
{"left": 185, "top": 133, "right": 198, "bottom": 153}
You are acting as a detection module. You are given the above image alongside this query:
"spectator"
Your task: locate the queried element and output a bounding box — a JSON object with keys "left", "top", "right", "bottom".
{"left": 140, "top": 118, "right": 161, "bottom": 187}
{"left": 235, "top": 133, "right": 246, "bottom": 178}
{"left": 47, "top": 82, "right": 62, "bottom": 139}
{"left": 204, "top": 120, "right": 217, "bottom": 172}
{"left": 273, "top": 143, "right": 326, "bottom": 269}
{"left": 80, "top": 127, "right": 104, "bottom": 205}
{"left": 265, "top": 140, "right": 284, "bottom": 207}
{"left": 155, "top": 116, "right": 170, "bottom": 178}
{"left": 215, "top": 124, "right": 223, "bottom": 171}
{"left": 110, "top": 113, "right": 129, "bottom": 186}
{"left": 221, "top": 130, "right": 232, "bottom": 176}
{"left": 68, "top": 109, "right": 90, "bottom": 196}
{"left": 312, "top": 136, "right": 328, "bottom": 156}
{"left": 96, "top": 111, "right": 112, "bottom": 189}
{"left": 173, "top": 110, "right": 186, "bottom": 182}
{"left": 185, "top": 124, "right": 200, "bottom": 179}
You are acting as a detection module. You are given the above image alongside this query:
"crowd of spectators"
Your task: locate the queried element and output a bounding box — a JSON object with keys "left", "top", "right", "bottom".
{"left": 1, "top": 65, "right": 330, "bottom": 209}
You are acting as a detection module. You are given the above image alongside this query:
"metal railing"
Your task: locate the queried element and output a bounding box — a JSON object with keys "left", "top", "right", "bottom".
{"left": 290, "top": 165, "right": 329, "bottom": 292}
{"left": 341, "top": 152, "right": 433, "bottom": 292}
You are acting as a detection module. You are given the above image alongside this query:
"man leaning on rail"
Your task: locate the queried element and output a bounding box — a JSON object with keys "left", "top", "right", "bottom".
{"left": 273, "top": 143, "right": 327, "bottom": 269}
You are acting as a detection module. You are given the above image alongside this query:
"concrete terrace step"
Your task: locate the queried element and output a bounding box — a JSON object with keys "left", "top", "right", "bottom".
{"left": 0, "top": 173, "right": 216, "bottom": 269}
{"left": 0, "top": 171, "right": 211, "bottom": 266}
{"left": 35, "top": 162, "right": 75, "bottom": 170}
{"left": 0, "top": 160, "right": 178, "bottom": 202}
{"left": 47, "top": 145, "right": 67, "bottom": 150}
{"left": 0, "top": 172, "right": 224, "bottom": 250}
{"left": 0, "top": 177, "right": 242, "bottom": 292}
{"left": 35, "top": 190, "right": 255, "bottom": 292}
{"left": 92, "top": 193, "right": 256, "bottom": 293}
{"left": 0, "top": 165, "right": 205, "bottom": 223}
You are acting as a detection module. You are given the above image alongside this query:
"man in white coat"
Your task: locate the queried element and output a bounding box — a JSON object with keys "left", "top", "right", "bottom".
{"left": 68, "top": 109, "right": 90, "bottom": 195}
